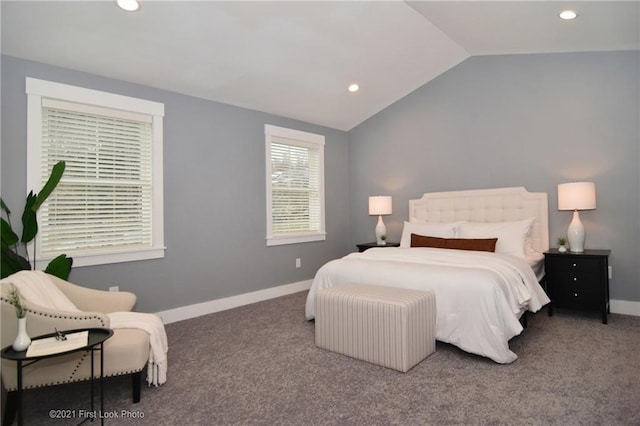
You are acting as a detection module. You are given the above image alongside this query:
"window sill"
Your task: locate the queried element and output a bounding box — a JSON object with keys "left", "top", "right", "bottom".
{"left": 35, "top": 247, "right": 166, "bottom": 269}
{"left": 266, "top": 233, "right": 326, "bottom": 246}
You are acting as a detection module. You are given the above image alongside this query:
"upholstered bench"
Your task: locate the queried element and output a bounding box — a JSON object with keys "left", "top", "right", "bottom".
{"left": 315, "top": 284, "right": 436, "bottom": 372}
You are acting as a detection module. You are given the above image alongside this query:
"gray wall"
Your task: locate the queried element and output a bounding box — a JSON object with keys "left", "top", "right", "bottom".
{"left": 349, "top": 51, "right": 639, "bottom": 303}
{"left": 1, "top": 55, "right": 351, "bottom": 312}
{"left": 3, "top": 51, "right": 639, "bottom": 311}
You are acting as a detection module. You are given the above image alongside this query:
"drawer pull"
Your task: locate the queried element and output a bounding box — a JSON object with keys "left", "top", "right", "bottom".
{"left": 572, "top": 263, "right": 577, "bottom": 267}
{"left": 573, "top": 277, "right": 577, "bottom": 281}
{"left": 574, "top": 293, "right": 578, "bottom": 297}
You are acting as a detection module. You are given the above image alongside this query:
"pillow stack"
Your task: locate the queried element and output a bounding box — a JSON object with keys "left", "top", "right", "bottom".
{"left": 401, "top": 218, "right": 535, "bottom": 258}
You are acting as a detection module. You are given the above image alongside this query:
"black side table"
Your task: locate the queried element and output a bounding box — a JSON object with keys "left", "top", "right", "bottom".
{"left": 1, "top": 327, "right": 113, "bottom": 426}
{"left": 356, "top": 242, "right": 400, "bottom": 252}
{"left": 544, "top": 249, "right": 611, "bottom": 324}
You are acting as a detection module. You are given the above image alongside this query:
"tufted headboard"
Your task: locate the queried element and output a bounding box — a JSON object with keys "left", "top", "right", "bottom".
{"left": 409, "top": 187, "right": 549, "bottom": 253}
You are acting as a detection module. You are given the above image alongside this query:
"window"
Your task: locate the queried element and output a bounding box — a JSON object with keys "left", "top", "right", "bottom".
{"left": 265, "top": 124, "right": 325, "bottom": 246}
{"left": 26, "top": 77, "right": 165, "bottom": 268}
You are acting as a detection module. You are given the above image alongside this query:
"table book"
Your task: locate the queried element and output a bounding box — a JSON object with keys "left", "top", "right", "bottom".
{"left": 26, "top": 330, "right": 89, "bottom": 357}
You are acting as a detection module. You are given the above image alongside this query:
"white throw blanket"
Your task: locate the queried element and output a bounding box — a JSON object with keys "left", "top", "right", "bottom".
{"left": 108, "top": 312, "right": 167, "bottom": 386}
{"left": 1, "top": 270, "right": 168, "bottom": 386}
{"left": 2, "top": 270, "right": 80, "bottom": 312}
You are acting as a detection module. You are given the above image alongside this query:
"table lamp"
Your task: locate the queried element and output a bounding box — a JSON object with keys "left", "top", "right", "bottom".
{"left": 557, "top": 182, "right": 596, "bottom": 253}
{"left": 369, "top": 196, "right": 392, "bottom": 245}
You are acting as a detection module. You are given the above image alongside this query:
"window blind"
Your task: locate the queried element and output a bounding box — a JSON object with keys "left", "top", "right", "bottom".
{"left": 265, "top": 124, "right": 325, "bottom": 246}
{"left": 271, "top": 139, "right": 321, "bottom": 234}
{"left": 39, "top": 100, "right": 153, "bottom": 257}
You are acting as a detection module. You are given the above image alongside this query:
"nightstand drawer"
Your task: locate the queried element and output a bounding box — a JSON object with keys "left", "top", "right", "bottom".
{"left": 554, "top": 283, "right": 600, "bottom": 310}
{"left": 546, "top": 258, "right": 600, "bottom": 290}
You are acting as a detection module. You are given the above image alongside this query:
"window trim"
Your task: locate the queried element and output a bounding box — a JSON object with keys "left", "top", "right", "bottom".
{"left": 265, "top": 124, "right": 326, "bottom": 246}
{"left": 26, "top": 77, "right": 165, "bottom": 268}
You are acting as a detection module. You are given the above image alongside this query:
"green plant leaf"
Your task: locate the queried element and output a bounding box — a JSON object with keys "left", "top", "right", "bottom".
{"left": 21, "top": 191, "right": 38, "bottom": 243}
{"left": 0, "top": 197, "right": 11, "bottom": 216}
{"left": 0, "top": 246, "right": 31, "bottom": 279}
{"left": 5, "top": 160, "right": 72, "bottom": 279}
{"left": 1, "top": 218, "right": 19, "bottom": 248}
{"left": 45, "top": 254, "right": 73, "bottom": 280}
{"left": 32, "top": 161, "right": 65, "bottom": 212}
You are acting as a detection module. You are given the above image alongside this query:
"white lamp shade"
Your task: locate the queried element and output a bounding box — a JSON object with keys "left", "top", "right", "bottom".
{"left": 369, "top": 196, "right": 392, "bottom": 215}
{"left": 558, "top": 182, "right": 596, "bottom": 211}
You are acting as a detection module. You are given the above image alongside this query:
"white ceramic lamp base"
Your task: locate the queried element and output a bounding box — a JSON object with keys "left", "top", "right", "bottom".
{"left": 567, "top": 210, "right": 586, "bottom": 253}
{"left": 375, "top": 215, "right": 387, "bottom": 245}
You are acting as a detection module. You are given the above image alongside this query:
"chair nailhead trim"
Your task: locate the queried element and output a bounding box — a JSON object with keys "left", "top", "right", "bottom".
{"left": 1, "top": 298, "right": 107, "bottom": 326}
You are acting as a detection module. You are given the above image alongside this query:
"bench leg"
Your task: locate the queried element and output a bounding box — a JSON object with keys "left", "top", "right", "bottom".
{"left": 132, "top": 371, "right": 142, "bottom": 403}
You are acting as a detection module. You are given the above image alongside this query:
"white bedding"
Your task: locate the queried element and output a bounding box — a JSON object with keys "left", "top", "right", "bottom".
{"left": 305, "top": 247, "right": 550, "bottom": 364}
{"left": 526, "top": 251, "right": 546, "bottom": 282}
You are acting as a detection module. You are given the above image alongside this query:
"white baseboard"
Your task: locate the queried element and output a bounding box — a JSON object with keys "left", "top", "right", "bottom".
{"left": 610, "top": 299, "right": 640, "bottom": 316}
{"left": 156, "top": 284, "right": 638, "bottom": 324}
{"left": 157, "top": 279, "right": 312, "bottom": 324}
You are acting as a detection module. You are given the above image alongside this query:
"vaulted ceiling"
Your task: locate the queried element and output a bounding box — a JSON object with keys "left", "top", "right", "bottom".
{"left": 2, "top": 1, "right": 638, "bottom": 131}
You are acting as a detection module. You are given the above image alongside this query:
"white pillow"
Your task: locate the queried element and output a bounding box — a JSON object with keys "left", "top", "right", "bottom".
{"left": 400, "top": 221, "right": 463, "bottom": 248}
{"left": 457, "top": 218, "right": 535, "bottom": 258}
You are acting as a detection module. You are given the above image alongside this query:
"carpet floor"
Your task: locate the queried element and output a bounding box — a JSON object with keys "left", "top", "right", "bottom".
{"left": 2, "top": 290, "right": 639, "bottom": 425}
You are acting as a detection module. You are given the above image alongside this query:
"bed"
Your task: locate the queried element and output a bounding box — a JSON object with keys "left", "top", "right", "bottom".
{"left": 305, "top": 187, "right": 551, "bottom": 364}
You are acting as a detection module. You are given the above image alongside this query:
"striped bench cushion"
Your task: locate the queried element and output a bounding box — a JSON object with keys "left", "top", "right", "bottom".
{"left": 315, "top": 284, "right": 436, "bottom": 372}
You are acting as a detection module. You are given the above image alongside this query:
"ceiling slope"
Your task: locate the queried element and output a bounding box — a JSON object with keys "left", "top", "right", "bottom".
{"left": 408, "top": 1, "right": 639, "bottom": 56}
{"left": 1, "top": 1, "right": 637, "bottom": 131}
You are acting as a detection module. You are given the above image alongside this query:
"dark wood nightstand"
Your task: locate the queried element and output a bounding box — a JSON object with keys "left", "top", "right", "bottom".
{"left": 544, "top": 249, "right": 611, "bottom": 324}
{"left": 356, "top": 242, "right": 400, "bottom": 252}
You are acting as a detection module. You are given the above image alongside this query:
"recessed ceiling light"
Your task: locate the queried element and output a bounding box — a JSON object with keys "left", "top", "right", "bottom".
{"left": 348, "top": 83, "right": 360, "bottom": 93}
{"left": 559, "top": 10, "right": 578, "bottom": 20}
{"left": 117, "top": 0, "right": 140, "bottom": 12}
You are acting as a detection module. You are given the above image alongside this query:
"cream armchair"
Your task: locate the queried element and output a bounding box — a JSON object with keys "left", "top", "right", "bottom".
{"left": 1, "top": 274, "right": 150, "bottom": 424}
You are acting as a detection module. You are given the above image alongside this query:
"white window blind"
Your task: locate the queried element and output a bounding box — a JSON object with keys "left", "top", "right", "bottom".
{"left": 40, "top": 100, "right": 153, "bottom": 256}
{"left": 26, "top": 77, "right": 165, "bottom": 268}
{"left": 265, "top": 125, "right": 325, "bottom": 246}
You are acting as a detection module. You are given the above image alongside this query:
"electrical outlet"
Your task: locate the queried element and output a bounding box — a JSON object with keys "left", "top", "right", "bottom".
{"left": 296, "top": 258, "right": 301, "bottom": 268}
{"left": 109, "top": 286, "right": 119, "bottom": 292}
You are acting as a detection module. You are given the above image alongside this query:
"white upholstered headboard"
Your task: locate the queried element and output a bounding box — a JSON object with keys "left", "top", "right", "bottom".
{"left": 409, "top": 187, "right": 549, "bottom": 253}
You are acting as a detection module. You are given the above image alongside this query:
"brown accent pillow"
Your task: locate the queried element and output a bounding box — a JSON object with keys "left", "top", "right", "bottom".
{"left": 444, "top": 238, "right": 498, "bottom": 252}
{"left": 411, "top": 234, "right": 497, "bottom": 253}
{"left": 410, "top": 234, "right": 447, "bottom": 248}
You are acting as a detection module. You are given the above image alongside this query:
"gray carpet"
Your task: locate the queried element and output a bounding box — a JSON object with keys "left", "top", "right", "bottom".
{"left": 3, "top": 290, "right": 639, "bottom": 425}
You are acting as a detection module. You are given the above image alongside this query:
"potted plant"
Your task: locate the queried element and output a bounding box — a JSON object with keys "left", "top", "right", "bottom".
{"left": 557, "top": 237, "right": 567, "bottom": 253}
{"left": 1, "top": 161, "right": 72, "bottom": 279}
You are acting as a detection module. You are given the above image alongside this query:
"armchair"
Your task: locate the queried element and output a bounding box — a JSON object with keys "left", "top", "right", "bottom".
{"left": 1, "top": 274, "right": 150, "bottom": 424}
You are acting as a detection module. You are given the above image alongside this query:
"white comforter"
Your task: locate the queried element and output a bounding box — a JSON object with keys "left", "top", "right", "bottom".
{"left": 305, "top": 247, "right": 550, "bottom": 364}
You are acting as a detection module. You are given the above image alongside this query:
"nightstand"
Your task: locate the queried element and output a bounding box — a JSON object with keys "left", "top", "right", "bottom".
{"left": 356, "top": 242, "right": 400, "bottom": 252}
{"left": 543, "top": 249, "right": 611, "bottom": 324}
